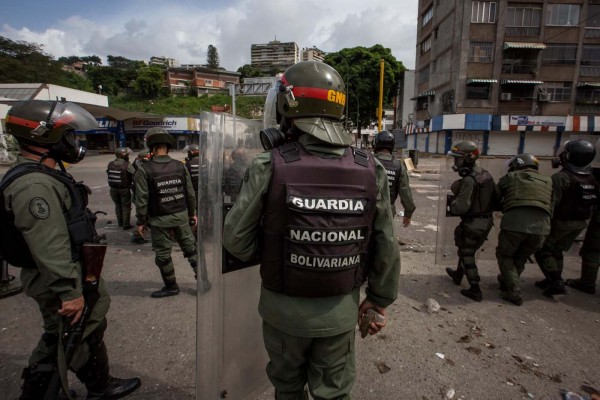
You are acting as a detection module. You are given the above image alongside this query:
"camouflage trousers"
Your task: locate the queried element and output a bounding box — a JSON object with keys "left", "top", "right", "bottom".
{"left": 577, "top": 217, "right": 600, "bottom": 285}
{"left": 263, "top": 321, "right": 355, "bottom": 400}
{"left": 454, "top": 217, "right": 493, "bottom": 285}
{"left": 496, "top": 230, "right": 546, "bottom": 294}
{"left": 109, "top": 188, "right": 132, "bottom": 227}
{"left": 150, "top": 224, "right": 197, "bottom": 286}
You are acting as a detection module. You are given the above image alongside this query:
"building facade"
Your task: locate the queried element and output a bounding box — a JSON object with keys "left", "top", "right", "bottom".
{"left": 301, "top": 47, "right": 326, "bottom": 62}
{"left": 150, "top": 56, "right": 180, "bottom": 68}
{"left": 251, "top": 40, "right": 300, "bottom": 73}
{"left": 165, "top": 67, "right": 240, "bottom": 95}
{"left": 409, "top": 0, "right": 600, "bottom": 156}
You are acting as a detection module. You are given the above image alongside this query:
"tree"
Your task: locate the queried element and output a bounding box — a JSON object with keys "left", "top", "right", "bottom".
{"left": 206, "top": 45, "right": 220, "bottom": 69}
{"left": 134, "top": 65, "right": 165, "bottom": 98}
{"left": 324, "top": 45, "right": 405, "bottom": 134}
{"left": 237, "top": 64, "right": 262, "bottom": 80}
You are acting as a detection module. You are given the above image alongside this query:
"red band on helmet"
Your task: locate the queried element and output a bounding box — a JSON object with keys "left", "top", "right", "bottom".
{"left": 6, "top": 115, "right": 40, "bottom": 129}
{"left": 291, "top": 86, "right": 330, "bottom": 101}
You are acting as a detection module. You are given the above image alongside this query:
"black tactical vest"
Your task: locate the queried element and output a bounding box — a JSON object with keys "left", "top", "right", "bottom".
{"left": 107, "top": 159, "right": 131, "bottom": 189}
{"left": 0, "top": 163, "right": 97, "bottom": 268}
{"left": 554, "top": 170, "right": 599, "bottom": 220}
{"left": 374, "top": 153, "right": 402, "bottom": 204}
{"left": 185, "top": 156, "right": 200, "bottom": 191}
{"left": 465, "top": 169, "right": 497, "bottom": 217}
{"left": 144, "top": 159, "right": 187, "bottom": 216}
{"left": 261, "top": 142, "right": 377, "bottom": 298}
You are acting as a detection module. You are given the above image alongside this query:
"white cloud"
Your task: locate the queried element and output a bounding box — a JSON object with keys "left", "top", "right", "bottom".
{"left": 1, "top": 0, "right": 418, "bottom": 70}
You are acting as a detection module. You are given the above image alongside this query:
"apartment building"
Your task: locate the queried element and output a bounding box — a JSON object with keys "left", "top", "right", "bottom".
{"left": 251, "top": 40, "right": 300, "bottom": 73}
{"left": 301, "top": 47, "right": 326, "bottom": 62}
{"left": 150, "top": 56, "right": 180, "bottom": 68}
{"left": 165, "top": 66, "right": 240, "bottom": 95}
{"left": 409, "top": 0, "right": 600, "bottom": 156}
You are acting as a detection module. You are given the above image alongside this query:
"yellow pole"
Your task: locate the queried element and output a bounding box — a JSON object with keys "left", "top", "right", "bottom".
{"left": 377, "top": 59, "right": 384, "bottom": 132}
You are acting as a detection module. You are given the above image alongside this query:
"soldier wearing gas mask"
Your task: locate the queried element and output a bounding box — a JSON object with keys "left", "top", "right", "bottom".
{"left": 373, "top": 130, "right": 416, "bottom": 226}
{"left": 106, "top": 147, "right": 135, "bottom": 230}
{"left": 496, "top": 154, "right": 552, "bottom": 306}
{"left": 535, "top": 140, "right": 599, "bottom": 297}
{"left": 0, "top": 100, "right": 140, "bottom": 399}
{"left": 445, "top": 141, "right": 499, "bottom": 302}
{"left": 183, "top": 144, "right": 200, "bottom": 193}
{"left": 223, "top": 61, "right": 400, "bottom": 399}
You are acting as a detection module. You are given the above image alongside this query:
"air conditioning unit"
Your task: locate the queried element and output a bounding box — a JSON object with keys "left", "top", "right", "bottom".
{"left": 501, "top": 92, "right": 512, "bottom": 101}
{"left": 422, "top": 102, "right": 429, "bottom": 109}
{"left": 538, "top": 92, "right": 551, "bottom": 102}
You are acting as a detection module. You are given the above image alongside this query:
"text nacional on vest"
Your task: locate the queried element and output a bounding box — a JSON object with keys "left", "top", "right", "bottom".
{"left": 288, "top": 195, "right": 367, "bottom": 214}
{"left": 289, "top": 253, "right": 361, "bottom": 269}
{"left": 289, "top": 227, "right": 367, "bottom": 244}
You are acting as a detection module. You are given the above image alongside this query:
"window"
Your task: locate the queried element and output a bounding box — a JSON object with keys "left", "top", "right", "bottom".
{"left": 581, "top": 45, "right": 600, "bottom": 65}
{"left": 466, "top": 83, "right": 491, "bottom": 99}
{"left": 422, "top": 6, "right": 433, "bottom": 26}
{"left": 421, "top": 36, "right": 432, "bottom": 54}
{"left": 506, "top": 5, "right": 541, "bottom": 35}
{"left": 546, "top": 4, "right": 580, "bottom": 26}
{"left": 471, "top": 1, "right": 497, "bottom": 23}
{"left": 577, "top": 86, "right": 600, "bottom": 103}
{"left": 541, "top": 82, "right": 572, "bottom": 101}
{"left": 418, "top": 65, "right": 430, "bottom": 84}
{"left": 469, "top": 41, "right": 493, "bottom": 62}
{"left": 204, "top": 79, "right": 213, "bottom": 86}
{"left": 542, "top": 44, "right": 577, "bottom": 65}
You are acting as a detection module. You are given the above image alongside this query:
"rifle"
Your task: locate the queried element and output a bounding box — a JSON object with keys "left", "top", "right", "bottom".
{"left": 44, "top": 242, "right": 107, "bottom": 400}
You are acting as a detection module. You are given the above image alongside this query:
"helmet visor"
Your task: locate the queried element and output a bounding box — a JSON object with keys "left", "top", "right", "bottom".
{"left": 51, "top": 102, "right": 98, "bottom": 133}
{"left": 263, "top": 83, "right": 280, "bottom": 130}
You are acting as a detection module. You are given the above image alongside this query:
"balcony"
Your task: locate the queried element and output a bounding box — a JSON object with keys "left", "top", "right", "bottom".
{"left": 505, "top": 27, "right": 540, "bottom": 36}
{"left": 584, "top": 28, "right": 600, "bottom": 39}
{"left": 580, "top": 66, "right": 600, "bottom": 77}
{"left": 502, "top": 60, "right": 537, "bottom": 75}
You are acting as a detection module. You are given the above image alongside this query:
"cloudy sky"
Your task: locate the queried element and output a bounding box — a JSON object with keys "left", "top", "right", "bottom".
{"left": 1, "top": 0, "right": 419, "bottom": 71}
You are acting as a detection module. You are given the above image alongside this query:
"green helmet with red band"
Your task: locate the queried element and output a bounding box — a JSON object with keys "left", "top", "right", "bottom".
{"left": 274, "top": 61, "right": 353, "bottom": 145}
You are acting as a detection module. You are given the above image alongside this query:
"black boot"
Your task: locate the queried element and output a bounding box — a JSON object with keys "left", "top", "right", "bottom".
{"left": 497, "top": 274, "right": 507, "bottom": 292}
{"left": 565, "top": 278, "right": 596, "bottom": 295}
{"left": 446, "top": 267, "right": 464, "bottom": 285}
{"left": 461, "top": 284, "right": 482, "bottom": 302}
{"left": 151, "top": 283, "right": 180, "bottom": 298}
{"left": 19, "top": 364, "right": 55, "bottom": 400}
{"left": 500, "top": 291, "right": 523, "bottom": 306}
{"left": 77, "top": 342, "right": 141, "bottom": 400}
{"left": 535, "top": 278, "right": 550, "bottom": 289}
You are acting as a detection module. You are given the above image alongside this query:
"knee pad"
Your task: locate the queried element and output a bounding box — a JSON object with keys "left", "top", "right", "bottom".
{"left": 155, "top": 257, "right": 172, "bottom": 268}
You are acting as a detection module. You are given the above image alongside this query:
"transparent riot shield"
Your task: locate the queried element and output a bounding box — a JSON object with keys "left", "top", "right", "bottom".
{"left": 436, "top": 156, "right": 582, "bottom": 266}
{"left": 196, "top": 111, "right": 270, "bottom": 399}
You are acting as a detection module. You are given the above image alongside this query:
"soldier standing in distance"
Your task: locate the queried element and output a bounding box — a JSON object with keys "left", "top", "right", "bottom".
{"left": 223, "top": 61, "right": 400, "bottom": 399}
{"left": 373, "top": 130, "right": 416, "bottom": 226}
{"left": 135, "top": 128, "right": 209, "bottom": 297}
{"left": 445, "top": 141, "right": 499, "bottom": 302}
{"left": 0, "top": 100, "right": 140, "bottom": 399}
{"left": 496, "top": 154, "right": 552, "bottom": 306}
{"left": 106, "top": 147, "right": 135, "bottom": 230}
{"left": 183, "top": 144, "right": 200, "bottom": 195}
{"left": 534, "top": 140, "right": 598, "bottom": 297}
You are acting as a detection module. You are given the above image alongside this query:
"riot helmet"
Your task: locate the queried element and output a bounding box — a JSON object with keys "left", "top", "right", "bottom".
{"left": 507, "top": 153, "right": 539, "bottom": 172}
{"left": 263, "top": 61, "right": 352, "bottom": 146}
{"left": 5, "top": 100, "right": 96, "bottom": 164}
{"left": 374, "top": 130, "right": 395, "bottom": 152}
{"left": 144, "top": 127, "right": 176, "bottom": 151}
{"left": 185, "top": 144, "right": 200, "bottom": 159}
{"left": 556, "top": 140, "right": 596, "bottom": 174}
{"left": 115, "top": 147, "right": 131, "bottom": 160}
{"left": 448, "top": 140, "right": 479, "bottom": 177}
{"left": 136, "top": 149, "right": 151, "bottom": 162}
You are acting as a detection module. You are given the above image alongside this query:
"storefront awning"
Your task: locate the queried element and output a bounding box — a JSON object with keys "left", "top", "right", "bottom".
{"left": 410, "top": 90, "right": 435, "bottom": 100}
{"left": 466, "top": 78, "right": 498, "bottom": 84}
{"left": 577, "top": 82, "right": 600, "bottom": 87}
{"left": 501, "top": 80, "right": 544, "bottom": 85}
{"left": 503, "top": 42, "right": 546, "bottom": 50}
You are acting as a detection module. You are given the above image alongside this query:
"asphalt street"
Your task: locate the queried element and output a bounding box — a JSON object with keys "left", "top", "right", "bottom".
{"left": 1, "top": 151, "right": 599, "bottom": 400}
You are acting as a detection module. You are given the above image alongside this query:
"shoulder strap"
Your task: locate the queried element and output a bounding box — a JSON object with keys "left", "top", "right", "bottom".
{"left": 352, "top": 147, "right": 369, "bottom": 167}
{"left": 278, "top": 142, "right": 300, "bottom": 163}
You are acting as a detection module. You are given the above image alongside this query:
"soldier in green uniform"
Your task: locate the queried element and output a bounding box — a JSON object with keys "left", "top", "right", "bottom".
{"left": 106, "top": 147, "right": 136, "bottom": 230}
{"left": 496, "top": 154, "right": 553, "bottom": 306}
{"left": 223, "top": 61, "right": 400, "bottom": 400}
{"left": 534, "top": 140, "right": 598, "bottom": 297}
{"left": 445, "top": 141, "right": 499, "bottom": 302}
{"left": 566, "top": 166, "right": 600, "bottom": 294}
{"left": 0, "top": 100, "right": 140, "bottom": 399}
{"left": 135, "top": 128, "right": 210, "bottom": 298}
{"left": 373, "top": 130, "right": 416, "bottom": 226}
{"left": 130, "top": 149, "right": 151, "bottom": 244}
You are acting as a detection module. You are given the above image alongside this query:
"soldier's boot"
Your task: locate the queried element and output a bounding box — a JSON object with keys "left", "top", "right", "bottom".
{"left": 534, "top": 278, "right": 550, "bottom": 289}
{"left": 497, "top": 274, "right": 507, "bottom": 292}
{"left": 565, "top": 278, "right": 596, "bottom": 295}
{"left": 77, "top": 342, "right": 141, "bottom": 400}
{"left": 19, "top": 364, "right": 55, "bottom": 400}
{"left": 500, "top": 291, "right": 523, "bottom": 306}
{"left": 446, "top": 267, "right": 464, "bottom": 285}
{"left": 460, "top": 284, "right": 482, "bottom": 302}
{"left": 0, "top": 279, "right": 24, "bottom": 299}
{"left": 150, "top": 282, "right": 180, "bottom": 298}
{"left": 542, "top": 271, "right": 567, "bottom": 297}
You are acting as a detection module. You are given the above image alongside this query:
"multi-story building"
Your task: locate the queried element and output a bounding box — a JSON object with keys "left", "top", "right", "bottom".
{"left": 301, "top": 47, "right": 326, "bottom": 62}
{"left": 150, "top": 56, "right": 180, "bottom": 68}
{"left": 409, "top": 0, "right": 600, "bottom": 156}
{"left": 251, "top": 40, "right": 300, "bottom": 73}
{"left": 165, "top": 66, "right": 240, "bottom": 96}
